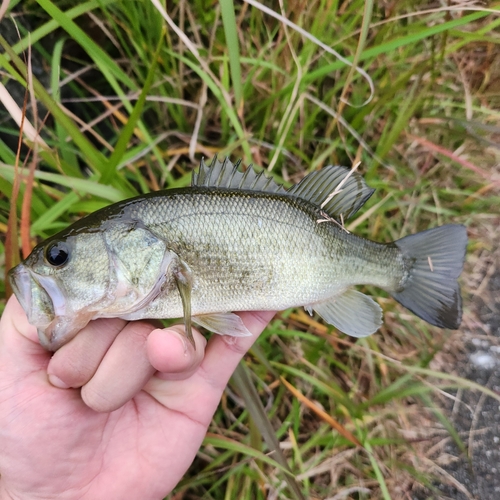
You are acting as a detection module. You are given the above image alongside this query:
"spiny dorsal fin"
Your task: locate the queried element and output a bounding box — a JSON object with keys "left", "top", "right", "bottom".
{"left": 192, "top": 156, "right": 288, "bottom": 194}
{"left": 193, "top": 158, "right": 374, "bottom": 220}
{"left": 287, "top": 165, "right": 375, "bottom": 220}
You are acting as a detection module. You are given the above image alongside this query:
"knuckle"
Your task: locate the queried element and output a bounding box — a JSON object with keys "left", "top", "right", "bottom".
{"left": 50, "top": 354, "right": 93, "bottom": 388}
{"left": 221, "top": 336, "right": 248, "bottom": 356}
{"left": 247, "top": 311, "right": 274, "bottom": 333}
{"left": 81, "top": 385, "right": 116, "bottom": 413}
{"left": 125, "top": 321, "right": 157, "bottom": 346}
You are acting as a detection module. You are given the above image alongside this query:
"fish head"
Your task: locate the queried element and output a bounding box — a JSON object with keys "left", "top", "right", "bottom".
{"left": 9, "top": 231, "right": 113, "bottom": 351}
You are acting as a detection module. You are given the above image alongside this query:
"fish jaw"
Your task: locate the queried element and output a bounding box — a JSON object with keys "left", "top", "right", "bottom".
{"left": 9, "top": 263, "right": 55, "bottom": 333}
{"left": 37, "top": 310, "right": 96, "bottom": 351}
{"left": 8, "top": 263, "right": 94, "bottom": 351}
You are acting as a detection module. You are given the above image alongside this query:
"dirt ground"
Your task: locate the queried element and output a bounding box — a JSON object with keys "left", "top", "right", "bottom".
{"left": 434, "top": 247, "right": 500, "bottom": 499}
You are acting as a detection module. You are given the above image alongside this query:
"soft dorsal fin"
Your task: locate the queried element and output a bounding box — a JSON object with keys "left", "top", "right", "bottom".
{"left": 287, "top": 165, "right": 375, "bottom": 220}
{"left": 192, "top": 156, "right": 288, "bottom": 194}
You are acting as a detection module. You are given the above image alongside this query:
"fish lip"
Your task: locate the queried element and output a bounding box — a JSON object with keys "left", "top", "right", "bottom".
{"left": 9, "top": 264, "right": 88, "bottom": 351}
{"left": 8, "top": 264, "right": 36, "bottom": 320}
{"left": 8, "top": 264, "right": 59, "bottom": 348}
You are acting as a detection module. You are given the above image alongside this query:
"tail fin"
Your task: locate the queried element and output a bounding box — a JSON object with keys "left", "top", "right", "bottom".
{"left": 391, "top": 225, "right": 467, "bottom": 329}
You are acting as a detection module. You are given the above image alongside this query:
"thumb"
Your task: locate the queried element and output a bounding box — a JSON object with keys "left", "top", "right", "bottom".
{"left": 147, "top": 325, "right": 207, "bottom": 380}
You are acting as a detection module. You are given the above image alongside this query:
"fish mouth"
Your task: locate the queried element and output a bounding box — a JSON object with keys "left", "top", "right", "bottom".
{"left": 9, "top": 264, "right": 55, "bottom": 328}
{"left": 8, "top": 264, "right": 64, "bottom": 350}
{"left": 9, "top": 264, "right": 94, "bottom": 351}
{"left": 9, "top": 264, "right": 33, "bottom": 317}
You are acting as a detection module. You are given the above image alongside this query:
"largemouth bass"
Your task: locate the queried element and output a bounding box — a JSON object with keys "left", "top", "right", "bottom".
{"left": 9, "top": 158, "right": 467, "bottom": 351}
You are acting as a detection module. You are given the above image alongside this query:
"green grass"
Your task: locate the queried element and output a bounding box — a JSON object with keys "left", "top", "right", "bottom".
{"left": 1, "top": 1, "right": 499, "bottom": 498}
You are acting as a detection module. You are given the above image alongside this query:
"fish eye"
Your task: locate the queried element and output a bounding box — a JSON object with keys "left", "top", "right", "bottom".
{"left": 45, "top": 242, "right": 70, "bottom": 267}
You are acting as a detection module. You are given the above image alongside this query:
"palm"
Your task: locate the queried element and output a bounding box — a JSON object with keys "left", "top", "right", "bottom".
{"left": 0, "top": 375, "right": 206, "bottom": 497}
{"left": 0, "top": 297, "right": 274, "bottom": 499}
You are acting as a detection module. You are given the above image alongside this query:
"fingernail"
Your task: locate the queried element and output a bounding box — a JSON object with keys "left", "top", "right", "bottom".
{"left": 168, "top": 328, "right": 190, "bottom": 356}
{"left": 48, "top": 374, "right": 70, "bottom": 389}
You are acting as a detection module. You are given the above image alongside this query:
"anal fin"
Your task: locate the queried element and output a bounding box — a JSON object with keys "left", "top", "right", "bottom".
{"left": 311, "top": 289, "right": 382, "bottom": 338}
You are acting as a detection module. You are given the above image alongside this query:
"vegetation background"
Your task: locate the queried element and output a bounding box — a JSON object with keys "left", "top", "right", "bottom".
{"left": 0, "top": 1, "right": 499, "bottom": 498}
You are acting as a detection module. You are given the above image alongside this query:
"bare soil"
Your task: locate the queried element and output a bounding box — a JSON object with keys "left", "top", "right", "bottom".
{"left": 432, "top": 250, "right": 500, "bottom": 499}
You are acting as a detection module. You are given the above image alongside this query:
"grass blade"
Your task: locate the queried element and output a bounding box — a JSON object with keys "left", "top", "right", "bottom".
{"left": 219, "top": 0, "right": 242, "bottom": 112}
{"left": 0, "top": 163, "right": 124, "bottom": 202}
{"left": 280, "top": 377, "right": 361, "bottom": 447}
{"left": 102, "top": 28, "right": 164, "bottom": 184}
{"left": 232, "top": 363, "right": 306, "bottom": 500}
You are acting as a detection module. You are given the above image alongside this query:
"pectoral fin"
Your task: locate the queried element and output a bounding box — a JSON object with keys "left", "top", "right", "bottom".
{"left": 193, "top": 312, "right": 252, "bottom": 337}
{"left": 173, "top": 259, "right": 195, "bottom": 349}
{"left": 172, "top": 257, "right": 253, "bottom": 346}
{"left": 311, "top": 289, "right": 382, "bottom": 338}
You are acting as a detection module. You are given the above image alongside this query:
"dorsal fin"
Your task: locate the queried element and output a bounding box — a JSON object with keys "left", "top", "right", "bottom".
{"left": 192, "top": 158, "right": 374, "bottom": 220}
{"left": 287, "top": 165, "right": 375, "bottom": 220}
{"left": 192, "top": 156, "right": 287, "bottom": 194}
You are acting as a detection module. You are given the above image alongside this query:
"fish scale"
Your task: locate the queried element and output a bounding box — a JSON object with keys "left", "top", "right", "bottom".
{"left": 128, "top": 191, "right": 388, "bottom": 313}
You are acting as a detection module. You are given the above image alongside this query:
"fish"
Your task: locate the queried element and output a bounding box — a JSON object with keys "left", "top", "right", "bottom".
{"left": 9, "top": 157, "right": 468, "bottom": 351}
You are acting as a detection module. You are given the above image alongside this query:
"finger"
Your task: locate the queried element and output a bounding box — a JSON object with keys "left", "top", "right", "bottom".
{"left": 147, "top": 325, "right": 207, "bottom": 380}
{"left": 80, "top": 321, "right": 205, "bottom": 412}
{"left": 79, "top": 320, "right": 157, "bottom": 412}
{"left": 200, "top": 311, "right": 276, "bottom": 390}
{"left": 143, "top": 311, "right": 275, "bottom": 426}
{"left": 46, "top": 318, "right": 128, "bottom": 389}
{"left": 0, "top": 296, "right": 49, "bottom": 373}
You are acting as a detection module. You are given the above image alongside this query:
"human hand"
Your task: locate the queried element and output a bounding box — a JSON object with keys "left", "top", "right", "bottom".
{"left": 0, "top": 296, "right": 275, "bottom": 499}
